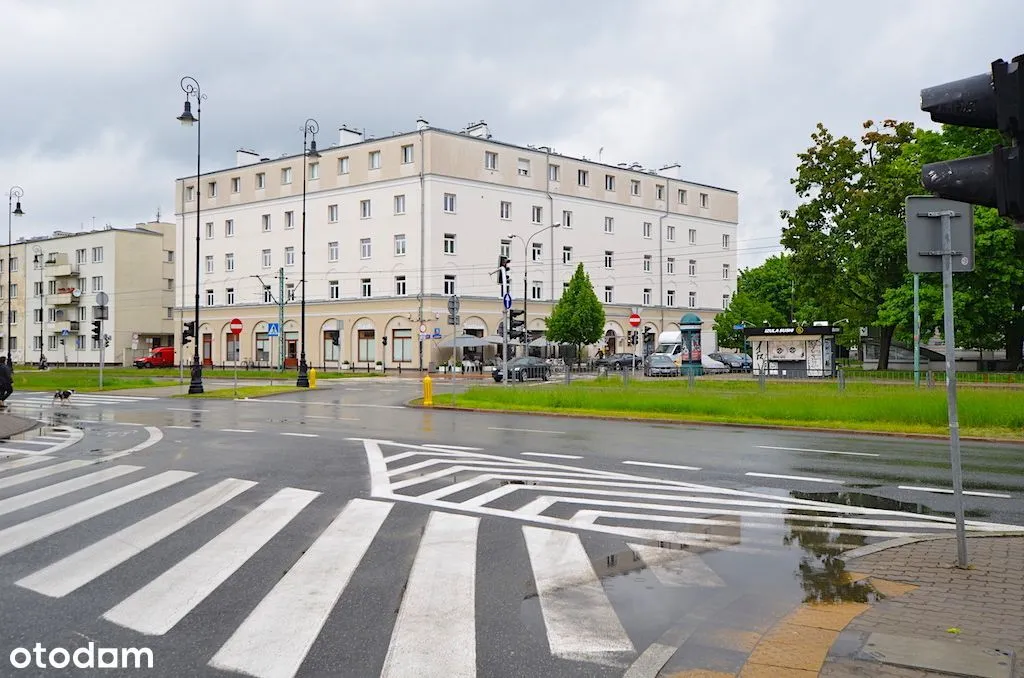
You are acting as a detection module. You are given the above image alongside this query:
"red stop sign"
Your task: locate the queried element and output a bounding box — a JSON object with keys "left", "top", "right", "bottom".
{"left": 229, "top": 318, "right": 243, "bottom": 335}
{"left": 629, "top": 313, "right": 641, "bottom": 328}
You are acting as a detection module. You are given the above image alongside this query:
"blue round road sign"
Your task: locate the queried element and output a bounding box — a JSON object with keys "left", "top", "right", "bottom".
{"left": 503, "top": 293, "right": 512, "bottom": 310}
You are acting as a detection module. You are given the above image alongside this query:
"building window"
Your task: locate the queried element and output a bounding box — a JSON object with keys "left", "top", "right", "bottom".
{"left": 500, "top": 239, "right": 510, "bottom": 259}
{"left": 262, "top": 214, "right": 271, "bottom": 232}
{"left": 9, "top": 257, "right": 16, "bottom": 273}
{"left": 262, "top": 249, "right": 271, "bottom": 268}
{"left": 329, "top": 280, "right": 340, "bottom": 300}
{"left": 369, "top": 150, "right": 381, "bottom": 169}
{"left": 688, "top": 259, "right": 696, "bottom": 277}
{"left": 361, "top": 278, "right": 372, "bottom": 297}
{"left": 667, "top": 225, "right": 676, "bottom": 242}
{"left": 225, "top": 219, "right": 235, "bottom": 237}
{"left": 688, "top": 291, "right": 697, "bottom": 308}
{"left": 166, "top": 251, "right": 173, "bottom": 263}
{"left": 166, "top": 278, "right": 174, "bottom": 290}
{"left": 562, "top": 210, "right": 572, "bottom": 228}
{"left": 604, "top": 251, "right": 613, "bottom": 268}
{"left": 722, "top": 233, "right": 731, "bottom": 249}
{"left": 656, "top": 184, "right": 665, "bottom": 200}
{"left": 721, "top": 263, "right": 731, "bottom": 280}
{"left": 604, "top": 217, "right": 614, "bottom": 234}
{"left": 91, "top": 276, "right": 103, "bottom": 292}
{"left": 643, "top": 255, "right": 652, "bottom": 272}
{"left": 358, "top": 330, "right": 376, "bottom": 362}
{"left": 225, "top": 253, "right": 235, "bottom": 272}
{"left": 723, "top": 294, "right": 730, "bottom": 308}
{"left": 166, "top": 307, "right": 173, "bottom": 319}
{"left": 642, "top": 222, "right": 652, "bottom": 238}
{"left": 517, "top": 158, "right": 530, "bottom": 176}
{"left": 401, "top": 144, "right": 414, "bottom": 164}
{"left": 688, "top": 228, "right": 697, "bottom": 245}
{"left": 231, "top": 177, "right": 240, "bottom": 193}
{"left": 281, "top": 167, "right": 292, "bottom": 185}
{"left": 531, "top": 280, "right": 542, "bottom": 300}
{"left": 394, "top": 194, "right": 406, "bottom": 215}
{"left": 500, "top": 201, "right": 511, "bottom": 219}
{"left": 48, "top": 336, "right": 58, "bottom": 351}
{"left": 185, "top": 185, "right": 195, "bottom": 201}
{"left": 667, "top": 290, "right": 676, "bottom": 307}
{"left": 205, "top": 255, "right": 214, "bottom": 273}
{"left": 338, "top": 156, "right": 350, "bottom": 174}
{"left": 360, "top": 238, "right": 372, "bottom": 259}
{"left": 328, "top": 204, "right": 338, "bottom": 223}
{"left": 286, "top": 283, "right": 295, "bottom": 301}
{"left": 443, "top": 275, "right": 456, "bottom": 295}
{"left": 443, "top": 233, "right": 456, "bottom": 255}
{"left": 643, "top": 288, "right": 651, "bottom": 305}
{"left": 206, "top": 181, "right": 217, "bottom": 198}
{"left": 75, "top": 248, "right": 86, "bottom": 265}
{"left": 548, "top": 164, "right": 560, "bottom": 182}
{"left": 562, "top": 282, "right": 570, "bottom": 295}
{"left": 226, "top": 287, "right": 235, "bottom": 305}
{"left": 604, "top": 175, "right": 615, "bottom": 191}
{"left": 256, "top": 173, "right": 266, "bottom": 189}
{"left": 48, "top": 280, "right": 57, "bottom": 295}
{"left": 285, "top": 211, "right": 294, "bottom": 229}
{"left": 33, "top": 336, "right": 41, "bottom": 351}
{"left": 7, "top": 284, "right": 15, "bottom": 299}
{"left": 532, "top": 243, "right": 542, "bottom": 261}
{"left": 206, "top": 289, "right": 214, "bottom": 306}
{"left": 700, "top": 193, "right": 709, "bottom": 208}
{"left": 394, "top": 234, "right": 407, "bottom": 256}
{"left": 392, "top": 328, "right": 412, "bottom": 363}
{"left": 33, "top": 282, "right": 42, "bottom": 298}
{"left": 578, "top": 169, "right": 589, "bottom": 186}
{"left": 667, "top": 257, "right": 675, "bottom": 274}
{"left": 531, "top": 205, "right": 543, "bottom": 224}
{"left": 285, "top": 246, "right": 295, "bottom": 267}
{"left": 678, "top": 189, "right": 688, "bottom": 204}
{"left": 360, "top": 199, "right": 372, "bottom": 219}
{"left": 33, "top": 308, "right": 42, "bottom": 323}
{"left": 604, "top": 286, "right": 613, "bottom": 303}
{"left": 562, "top": 246, "right": 572, "bottom": 264}
{"left": 484, "top": 151, "right": 498, "bottom": 170}
{"left": 263, "top": 286, "right": 273, "bottom": 303}
{"left": 395, "top": 275, "right": 407, "bottom": 296}
{"left": 309, "top": 162, "right": 319, "bottom": 180}
{"left": 92, "top": 246, "right": 104, "bottom": 263}
{"left": 328, "top": 241, "right": 339, "bottom": 262}
{"left": 443, "top": 193, "right": 457, "bottom": 213}
{"left": 630, "top": 180, "right": 640, "bottom": 196}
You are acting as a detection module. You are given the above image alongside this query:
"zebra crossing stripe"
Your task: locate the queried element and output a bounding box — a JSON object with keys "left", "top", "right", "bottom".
{"left": 209, "top": 498, "right": 393, "bottom": 678}
{"left": 0, "top": 470, "right": 194, "bottom": 559}
{"left": 380, "top": 512, "right": 479, "bottom": 678}
{"left": 18, "top": 478, "right": 256, "bottom": 598}
{"left": 0, "top": 460, "right": 92, "bottom": 491}
{"left": 0, "top": 465, "right": 141, "bottom": 518}
{"left": 0, "top": 456, "right": 51, "bottom": 473}
{"left": 628, "top": 544, "right": 726, "bottom": 588}
{"left": 102, "top": 487, "right": 320, "bottom": 636}
{"left": 522, "top": 526, "right": 634, "bottom": 663}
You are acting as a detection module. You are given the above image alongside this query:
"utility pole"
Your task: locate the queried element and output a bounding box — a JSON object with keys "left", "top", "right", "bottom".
{"left": 278, "top": 267, "right": 286, "bottom": 370}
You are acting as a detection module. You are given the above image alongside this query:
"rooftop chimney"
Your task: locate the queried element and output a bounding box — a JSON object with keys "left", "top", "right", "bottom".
{"left": 236, "top": 148, "right": 261, "bottom": 167}
{"left": 466, "top": 120, "right": 491, "bottom": 139}
{"left": 657, "top": 163, "right": 683, "bottom": 180}
{"left": 339, "top": 125, "right": 364, "bottom": 146}
{"left": 416, "top": 118, "right": 429, "bottom": 131}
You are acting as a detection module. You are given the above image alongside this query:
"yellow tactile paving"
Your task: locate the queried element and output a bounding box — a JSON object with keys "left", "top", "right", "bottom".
{"left": 690, "top": 627, "right": 764, "bottom": 653}
{"left": 867, "top": 576, "right": 919, "bottom": 598}
{"left": 844, "top": 570, "right": 870, "bottom": 582}
{"left": 745, "top": 622, "right": 836, "bottom": 671}
{"left": 738, "top": 664, "right": 818, "bottom": 677}
{"left": 785, "top": 601, "right": 871, "bottom": 631}
{"left": 664, "top": 671, "right": 737, "bottom": 678}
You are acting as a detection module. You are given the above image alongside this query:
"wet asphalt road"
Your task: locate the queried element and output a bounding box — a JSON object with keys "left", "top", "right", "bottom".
{"left": 0, "top": 378, "right": 1020, "bottom": 677}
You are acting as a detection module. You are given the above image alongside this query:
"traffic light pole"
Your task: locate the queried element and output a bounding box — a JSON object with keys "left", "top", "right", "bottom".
{"left": 98, "top": 317, "right": 104, "bottom": 390}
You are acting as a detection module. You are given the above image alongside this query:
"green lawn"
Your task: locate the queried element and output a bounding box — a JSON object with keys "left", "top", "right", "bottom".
{"left": 173, "top": 385, "right": 309, "bottom": 399}
{"left": 448, "top": 378, "right": 1024, "bottom": 439}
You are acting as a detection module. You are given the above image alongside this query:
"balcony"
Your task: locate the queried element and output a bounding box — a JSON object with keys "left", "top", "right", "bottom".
{"left": 46, "top": 286, "right": 83, "bottom": 305}
{"left": 46, "top": 263, "right": 80, "bottom": 278}
{"left": 52, "top": 321, "right": 80, "bottom": 334}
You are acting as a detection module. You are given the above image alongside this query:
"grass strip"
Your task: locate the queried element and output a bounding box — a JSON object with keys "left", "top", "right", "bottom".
{"left": 173, "top": 385, "right": 307, "bottom": 399}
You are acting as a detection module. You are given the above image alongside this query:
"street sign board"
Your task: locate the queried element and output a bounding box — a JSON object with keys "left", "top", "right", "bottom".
{"left": 267, "top": 322, "right": 281, "bottom": 337}
{"left": 905, "top": 196, "right": 975, "bottom": 273}
{"left": 733, "top": 324, "right": 745, "bottom": 331}
{"left": 419, "top": 324, "right": 427, "bottom": 333}
{"left": 95, "top": 291, "right": 109, "bottom": 306}
{"left": 503, "top": 292, "right": 512, "bottom": 310}
{"left": 60, "top": 329, "right": 69, "bottom": 336}
{"left": 447, "top": 315, "right": 460, "bottom": 326}
{"left": 432, "top": 328, "right": 442, "bottom": 339}
{"left": 230, "top": 318, "right": 243, "bottom": 335}
{"left": 628, "top": 313, "right": 642, "bottom": 328}
{"left": 447, "top": 295, "right": 460, "bottom": 315}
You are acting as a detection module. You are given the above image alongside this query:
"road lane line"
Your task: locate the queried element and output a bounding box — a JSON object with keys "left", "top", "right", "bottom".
{"left": 898, "top": 485, "right": 1011, "bottom": 499}
{"left": 422, "top": 444, "right": 483, "bottom": 451}
{"left": 103, "top": 487, "right": 319, "bottom": 635}
{"left": 521, "top": 452, "right": 582, "bottom": 460}
{"left": 523, "top": 526, "right": 634, "bottom": 662}
{"left": 756, "top": 445, "right": 880, "bottom": 458}
{"left": 18, "top": 478, "right": 254, "bottom": 597}
{"left": 489, "top": 427, "right": 565, "bottom": 435}
{"left": 623, "top": 460, "right": 702, "bottom": 472}
{"left": 166, "top": 425, "right": 194, "bottom": 430}
{"left": 168, "top": 408, "right": 209, "bottom": 412}
{"left": 0, "top": 460, "right": 92, "bottom": 490}
{"left": 0, "top": 470, "right": 194, "bottom": 559}
{"left": 210, "top": 499, "right": 393, "bottom": 678}
{"left": 305, "top": 415, "right": 360, "bottom": 421}
{"left": 745, "top": 472, "right": 844, "bottom": 484}
{"left": 380, "top": 512, "right": 478, "bottom": 677}
{"left": 219, "top": 429, "right": 255, "bottom": 433}
{"left": 7, "top": 439, "right": 59, "bottom": 446}
{"left": 280, "top": 432, "right": 319, "bottom": 438}
{"left": 0, "top": 466, "right": 142, "bottom": 518}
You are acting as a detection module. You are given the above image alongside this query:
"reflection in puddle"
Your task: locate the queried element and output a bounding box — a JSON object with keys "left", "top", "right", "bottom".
{"left": 794, "top": 489, "right": 990, "bottom": 519}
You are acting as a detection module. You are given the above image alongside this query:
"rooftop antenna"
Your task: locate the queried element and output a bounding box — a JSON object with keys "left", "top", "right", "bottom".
{"left": 156, "top": 207, "right": 161, "bottom": 221}
{"left": 598, "top": 147, "right": 604, "bottom": 162}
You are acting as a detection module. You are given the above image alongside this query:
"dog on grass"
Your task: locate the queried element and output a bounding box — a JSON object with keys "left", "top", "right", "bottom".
{"left": 53, "top": 389, "right": 75, "bottom": 404}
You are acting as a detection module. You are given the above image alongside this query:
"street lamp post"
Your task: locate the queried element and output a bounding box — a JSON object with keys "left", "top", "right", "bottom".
{"left": 296, "top": 119, "right": 320, "bottom": 388}
{"left": 508, "top": 223, "right": 559, "bottom": 353}
{"left": 177, "top": 76, "right": 206, "bottom": 394}
{"left": 32, "top": 245, "right": 43, "bottom": 366}
{"left": 6, "top": 187, "right": 24, "bottom": 369}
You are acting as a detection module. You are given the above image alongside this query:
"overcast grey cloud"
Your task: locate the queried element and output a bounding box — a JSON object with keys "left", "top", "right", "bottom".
{"left": 1, "top": 0, "right": 1019, "bottom": 268}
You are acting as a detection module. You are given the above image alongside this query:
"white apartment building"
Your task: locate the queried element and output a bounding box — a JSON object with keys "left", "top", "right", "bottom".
{"left": 174, "top": 120, "right": 738, "bottom": 369}
{"left": 0, "top": 222, "right": 177, "bottom": 366}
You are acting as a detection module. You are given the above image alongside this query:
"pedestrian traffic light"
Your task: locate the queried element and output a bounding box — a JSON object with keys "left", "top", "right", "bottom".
{"left": 497, "top": 256, "right": 511, "bottom": 292}
{"left": 920, "top": 55, "right": 1024, "bottom": 221}
{"left": 509, "top": 309, "right": 526, "bottom": 342}
{"left": 90, "top": 320, "right": 101, "bottom": 342}
{"left": 104, "top": 334, "right": 110, "bottom": 348}
{"left": 182, "top": 321, "right": 195, "bottom": 345}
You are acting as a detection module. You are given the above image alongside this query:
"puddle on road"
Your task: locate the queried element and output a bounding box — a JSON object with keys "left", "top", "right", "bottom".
{"left": 793, "top": 489, "right": 991, "bottom": 519}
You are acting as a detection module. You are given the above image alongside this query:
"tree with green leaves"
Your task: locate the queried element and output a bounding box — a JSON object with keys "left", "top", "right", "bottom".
{"left": 545, "top": 263, "right": 605, "bottom": 364}
{"left": 713, "top": 256, "right": 792, "bottom": 349}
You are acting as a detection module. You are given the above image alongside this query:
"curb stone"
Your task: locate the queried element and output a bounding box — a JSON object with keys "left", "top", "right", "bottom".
{"left": 840, "top": 531, "right": 1024, "bottom": 563}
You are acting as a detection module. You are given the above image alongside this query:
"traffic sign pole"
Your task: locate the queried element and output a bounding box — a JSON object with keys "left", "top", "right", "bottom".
{"left": 629, "top": 313, "right": 641, "bottom": 380}
{"left": 230, "top": 318, "right": 242, "bottom": 398}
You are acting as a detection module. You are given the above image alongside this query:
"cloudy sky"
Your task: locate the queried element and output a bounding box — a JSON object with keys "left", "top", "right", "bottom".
{"left": 1, "top": 0, "right": 1018, "bottom": 268}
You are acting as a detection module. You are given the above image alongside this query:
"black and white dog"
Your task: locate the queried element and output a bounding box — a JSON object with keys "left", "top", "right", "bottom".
{"left": 53, "top": 389, "right": 75, "bottom": 404}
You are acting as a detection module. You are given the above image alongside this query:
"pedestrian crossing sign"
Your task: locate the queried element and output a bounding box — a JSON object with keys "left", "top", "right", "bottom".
{"left": 267, "top": 322, "right": 280, "bottom": 337}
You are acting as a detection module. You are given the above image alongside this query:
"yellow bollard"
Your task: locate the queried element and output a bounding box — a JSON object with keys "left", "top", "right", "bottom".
{"left": 423, "top": 373, "right": 433, "bottom": 406}
{"left": 308, "top": 368, "right": 317, "bottom": 388}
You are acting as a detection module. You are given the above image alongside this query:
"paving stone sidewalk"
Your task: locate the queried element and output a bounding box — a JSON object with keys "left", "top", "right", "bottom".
{"left": 0, "top": 412, "right": 39, "bottom": 439}
{"left": 822, "top": 535, "right": 1024, "bottom": 677}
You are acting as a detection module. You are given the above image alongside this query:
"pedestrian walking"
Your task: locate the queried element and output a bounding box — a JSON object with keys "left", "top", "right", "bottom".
{"left": 0, "top": 357, "right": 13, "bottom": 409}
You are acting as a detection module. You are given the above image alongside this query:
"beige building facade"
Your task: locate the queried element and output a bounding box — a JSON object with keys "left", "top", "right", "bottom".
{"left": 0, "top": 222, "right": 177, "bottom": 366}
{"left": 174, "top": 121, "right": 739, "bottom": 370}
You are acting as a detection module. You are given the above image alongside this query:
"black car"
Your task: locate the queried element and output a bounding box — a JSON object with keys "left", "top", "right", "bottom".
{"left": 709, "top": 352, "right": 750, "bottom": 372}
{"left": 644, "top": 353, "right": 678, "bottom": 377}
{"left": 597, "top": 353, "right": 643, "bottom": 370}
{"left": 493, "top": 356, "right": 551, "bottom": 382}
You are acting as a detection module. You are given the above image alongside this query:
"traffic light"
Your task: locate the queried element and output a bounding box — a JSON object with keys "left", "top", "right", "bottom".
{"left": 497, "top": 256, "right": 511, "bottom": 292}
{"left": 104, "top": 334, "right": 110, "bottom": 348}
{"left": 182, "top": 321, "right": 196, "bottom": 345}
{"left": 509, "top": 309, "right": 526, "bottom": 342}
{"left": 920, "top": 55, "right": 1024, "bottom": 221}
{"left": 381, "top": 335, "right": 388, "bottom": 347}
{"left": 90, "top": 320, "right": 101, "bottom": 342}
{"left": 330, "top": 331, "right": 339, "bottom": 346}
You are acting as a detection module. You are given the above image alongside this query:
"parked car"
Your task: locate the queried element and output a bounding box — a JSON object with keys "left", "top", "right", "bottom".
{"left": 709, "top": 352, "right": 750, "bottom": 372}
{"left": 644, "top": 353, "right": 678, "bottom": 377}
{"left": 133, "top": 346, "right": 175, "bottom": 368}
{"left": 597, "top": 353, "right": 643, "bottom": 370}
{"left": 493, "top": 356, "right": 551, "bottom": 382}
{"left": 701, "top": 355, "right": 730, "bottom": 374}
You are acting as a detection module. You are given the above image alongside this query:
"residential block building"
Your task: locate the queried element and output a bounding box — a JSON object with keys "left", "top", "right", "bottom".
{"left": 0, "top": 222, "right": 177, "bottom": 366}
{"left": 174, "top": 120, "right": 738, "bottom": 369}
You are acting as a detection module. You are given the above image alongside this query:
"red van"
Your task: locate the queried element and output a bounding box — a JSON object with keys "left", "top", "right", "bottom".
{"left": 133, "top": 346, "right": 175, "bottom": 368}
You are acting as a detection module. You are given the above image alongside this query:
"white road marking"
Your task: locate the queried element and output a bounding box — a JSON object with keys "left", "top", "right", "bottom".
{"left": 422, "top": 444, "right": 483, "bottom": 451}
{"left": 745, "top": 472, "right": 843, "bottom": 484}
{"left": 103, "top": 487, "right": 319, "bottom": 635}
{"left": 756, "top": 445, "right": 880, "bottom": 458}
{"left": 622, "top": 460, "right": 702, "bottom": 472}
{"left": 521, "top": 452, "right": 583, "bottom": 460}
{"left": 280, "top": 432, "right": 319, "bottom": 438}
{"left": 219, "top": 428, "right": 255, "bottom": 433}
{"left": 305, "top": 415, "right": 360, "bottom": 421}
{"left": 0, "top": 470, "right": 194, "bottom": 559}
{"left": 210, "top": 499, "right": 393, "bottom": 678}
{"left": 168, "top": 407, "right": 209, "bottom": 413}
{"left": 238, "top": 399, "right": 404, "bottom": 409}
{"left": 522, "top": 526, "right": 634, "bottom": 663}
{"left": 166, "top": 425, "right": 194, "bottom": 430}
{"left": 0, "top": 460, "right": 92, "bottom": 491}
{"left": 489, "top": 426, "right": 565, "bottom": 435}
{"left": 898, "top": 485, "right": 1012, "bottom": 499}
{"left": 380, "top": 512, "right": 479, "bottom": 678}
{"left": 8, "top": 439, "right": 61, "bottom": 446}
{"left": 0, "top": 465, "right": 141, "bottom": 518}
{"left": 0, "top": 456, "right": 51, "bottom": 473}
{"left": 18, "top": 478, "right": 254, "bottom": 597}
{"left": 96, "top": 427, "right": 165, "bottom": 463}
{"left": 628, "top": 543, "right": 726, "bottom": 588}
